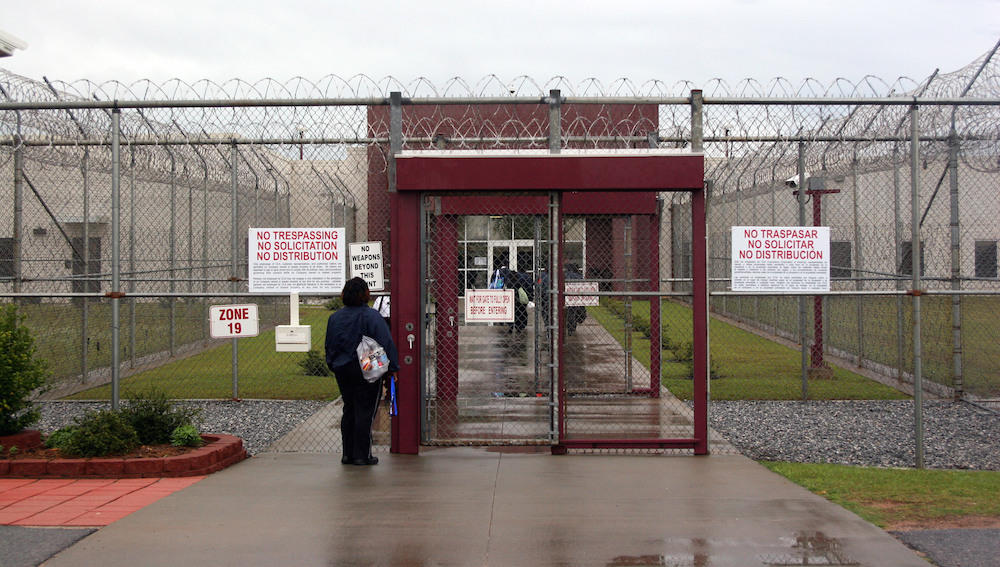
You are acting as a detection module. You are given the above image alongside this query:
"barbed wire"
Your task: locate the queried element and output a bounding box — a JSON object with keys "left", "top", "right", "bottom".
{"left": 1, "top": 43, "right": 998, "bottom": 189}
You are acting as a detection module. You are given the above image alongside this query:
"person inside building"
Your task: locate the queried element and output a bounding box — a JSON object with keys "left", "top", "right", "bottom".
{"left": 491, "top": 262, "right": 533, "bottom": 333}
{"left": 372, "top": 292, "right": 391, "bottom": 329}
{"left": 506, "top": 268, "right": 534, "bottom": 333}
{"left": 325, "top": 277, "right": 398, "bottom": 466}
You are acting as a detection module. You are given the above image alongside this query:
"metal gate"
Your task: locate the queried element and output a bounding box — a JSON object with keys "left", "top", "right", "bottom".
{"left": 421, "top": 193, "right": 557, "bottom": 445}
{"left": 417, "top": 191, "right": 705, "bottom": 452}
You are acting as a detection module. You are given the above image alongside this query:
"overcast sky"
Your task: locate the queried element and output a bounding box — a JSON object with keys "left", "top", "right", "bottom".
{"left": 2, "top": 0, "right": 998, "bottom": 91}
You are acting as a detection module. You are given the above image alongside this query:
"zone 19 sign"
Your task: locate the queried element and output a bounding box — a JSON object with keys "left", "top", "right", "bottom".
{"left": 209, "top": 304, "right": 260, "bottom": 338}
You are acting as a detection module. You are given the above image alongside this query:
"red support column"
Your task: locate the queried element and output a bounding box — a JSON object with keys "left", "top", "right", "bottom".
{"left": 796, "top": 187, "right": 837, "bottom": 371}
{"left": 691, "top": 188, "right": 709, "bottom": 455}
{"left": 811, "top": 192, "right": 826, "bottom": 369}
{"left": 390, "top": 191, "right": 421, "bottom": 454}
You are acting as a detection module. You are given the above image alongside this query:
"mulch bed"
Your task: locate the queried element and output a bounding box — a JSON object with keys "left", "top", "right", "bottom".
{"left": 0, "top": 431, "right": 247, "bottom": 478}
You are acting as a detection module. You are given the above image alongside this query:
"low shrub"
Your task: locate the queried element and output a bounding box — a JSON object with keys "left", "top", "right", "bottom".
{"left": 121, "top": 389, "right": 201, "bottom": 445}
{"left": 170, "top": 424, "right": 203, "bottom": 447}
{"left": 61, "top": 410, "right": 140, "bottom": 458}
{"left": 0, "top": 305, "right": 51, "bottom": 435}
{"left": 676, "top": 340, "right": 722, "bottom": 380}
{"left": 44, "top": 426, "right": 77, "bottom": 450}
{"left": 323, "top": 297, "right": 343, "bottom": 311}
{"left": 298, "top": 349, "right": 330, "bottom": 376}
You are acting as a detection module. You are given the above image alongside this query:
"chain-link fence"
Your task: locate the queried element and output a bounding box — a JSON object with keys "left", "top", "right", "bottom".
{"left": 2, "top": 43, "right": 999, "bottom": 461}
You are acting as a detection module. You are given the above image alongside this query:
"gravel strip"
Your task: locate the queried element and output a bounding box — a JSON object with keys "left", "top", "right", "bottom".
{"left": 708, "top": 400, "right": 1000, "bottom": 470}
{"left": 34, "top": 400, "right": 330, "bottom": 455}
{"left": 31, "top": 399, "right": 1000, "bottom": 469}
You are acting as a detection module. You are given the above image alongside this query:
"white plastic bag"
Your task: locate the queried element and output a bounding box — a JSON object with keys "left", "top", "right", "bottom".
{"left": 356, "top": 335, "right": 389, "bottom": 383}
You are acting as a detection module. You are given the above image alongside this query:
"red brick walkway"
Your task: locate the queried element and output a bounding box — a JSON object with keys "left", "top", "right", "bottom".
{"left": 0, "top": 477, "right": 203, "bottom": 526}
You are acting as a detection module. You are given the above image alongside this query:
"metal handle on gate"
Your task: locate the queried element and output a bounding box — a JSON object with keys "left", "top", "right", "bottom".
{"left": 407, "top": 333, "right": 415, "bottom": 349}
{"left": 449, "top": 316, "right": 455, "bottom": 327}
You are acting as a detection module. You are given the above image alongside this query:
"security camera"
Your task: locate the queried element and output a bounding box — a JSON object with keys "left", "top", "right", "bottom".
{"left": 0, "top": 29, "right": 28, "bottom": 57}
{"left": 785, "top": 172, "right": 811, "bottom": 189}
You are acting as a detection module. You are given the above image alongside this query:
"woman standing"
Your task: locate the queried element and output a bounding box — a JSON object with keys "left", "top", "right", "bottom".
{"left": 325, "top": 277, "right": 399, "bottom": 466}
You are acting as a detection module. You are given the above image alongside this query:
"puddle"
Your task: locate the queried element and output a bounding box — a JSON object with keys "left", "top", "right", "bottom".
{"left": 760, "top": 531, "right": 859, "bottom": 566}
{"left": 607, "top": 533, "right": 859, "bottom": 567}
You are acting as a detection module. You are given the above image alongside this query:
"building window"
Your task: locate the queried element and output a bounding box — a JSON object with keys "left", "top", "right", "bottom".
{"left": 830, "top": 241, "right": 852, "bottom": 279}
{"left": 70, "top": 237, "right": 102, "bottom": 293}
{"left": 0, "top": 238, "right": 13, "bottom": 279}
{"left": 975, "top": 240, "right": 997, "bottom": 278}
{"left": 899, "top": 241, "right": 924, "bottom": 276}
{"left": 679, "top": 240, "right": 691, "bottom": 279}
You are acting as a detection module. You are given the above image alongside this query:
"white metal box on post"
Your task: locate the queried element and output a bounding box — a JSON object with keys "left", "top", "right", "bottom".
{"left": 275, "top": 292, "right": 311, "bottom": 352}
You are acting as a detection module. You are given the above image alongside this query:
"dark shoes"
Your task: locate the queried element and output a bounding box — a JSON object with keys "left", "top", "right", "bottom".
{"left": 342, "top": 456, "right": 379, "bottom": 466}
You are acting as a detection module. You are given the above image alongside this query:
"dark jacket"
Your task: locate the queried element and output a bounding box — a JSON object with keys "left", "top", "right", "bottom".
{"left": 503, "top": 269, "right": 534, "bottom": 301}
{"left": 325, "top": 305, "right": 399, "bottom": 373}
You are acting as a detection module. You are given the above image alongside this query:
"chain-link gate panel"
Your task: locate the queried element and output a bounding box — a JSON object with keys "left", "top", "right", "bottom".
{"left": 559, "top": 212, "right": 697, "bottom": 450}
{"left": 421, "top": 193, "right": 556, "bottom": 446}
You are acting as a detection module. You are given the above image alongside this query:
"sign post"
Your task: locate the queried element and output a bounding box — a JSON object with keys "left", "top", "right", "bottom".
{"left": 248, "top": 228, "right": 343, "bottom": 353}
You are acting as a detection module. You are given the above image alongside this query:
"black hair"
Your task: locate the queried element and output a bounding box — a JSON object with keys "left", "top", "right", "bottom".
{"left": 341, "top": 277, "right": 370, "bottom": 307}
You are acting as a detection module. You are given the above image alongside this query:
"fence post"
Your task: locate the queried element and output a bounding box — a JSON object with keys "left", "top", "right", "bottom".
{"left": 230, "top": 141, "right": 240, "bottom": 400}
{"left": 796, "top": 141, "right": 809, "bottom": 400}
{"left": 948, "top": 133, "right": 963, "bottom": 400}
{"left": 111, "top": 108, "right": 121, "bottom": 410}
{"left": 389, "top": 92, "right": 403, "bottom": 192}
{"left": 12, "top": 126, "right": 23, "bottom": 297}
{"left": 691, "top": 90, "right": 710, "bottom": 452}
{"left": 548, "top": 89, "right": 562, "bottom": 154}
{"left": 910, "top": 104, "right": 925, "bottom": 469}
{"left": 852, "top": 159, "right": 864, "bottom": 366}
{"left": 129, "top": 147, "right": 137, "bottom": 368}
{"left": 169, "top": 152, "right": 177, "bottom": 357}
{"left": 188, "top": 171, "right": 194, "bottom": 294}
{"left": 893, "top": 152, "right": 904, "bottom": 382}
{"left": 81, "top": 149, "right": 90, "bottom": 385}
{"left": 202, "top": 164, "right": 208, "bottom": 296}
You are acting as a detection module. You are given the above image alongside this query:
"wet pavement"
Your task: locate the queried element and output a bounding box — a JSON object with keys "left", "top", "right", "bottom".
{"left": 38, "top": 449, "right": 928, "bottom": 567}
{"left": 423, "top": 311, "right": 729, "bottom": 451}
{"left": 7, "top": 304, "right": 967, "bottom": 565}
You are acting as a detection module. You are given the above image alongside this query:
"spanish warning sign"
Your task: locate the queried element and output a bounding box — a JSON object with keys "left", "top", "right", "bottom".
{"left": 248, "top": 228, "right": 345, "bottom": 293}
{"left": 731, "top": 226, "right": 830, "bottom": 292}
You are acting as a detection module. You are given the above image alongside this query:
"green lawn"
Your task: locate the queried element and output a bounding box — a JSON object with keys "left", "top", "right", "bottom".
{"left": 594, "top": 298, "right": 908, "bottom": 401}
{"left": 762, "top": 461, "right": 1000, "bottom": 530}
{"left": 65, "top": 306, "right": 339, "bottom": 400}
{"left": 722, "top": 295, "right": 1000, "bottom": 399}
{"left": 16, "top": 299, "right": 287, "bottom": 383}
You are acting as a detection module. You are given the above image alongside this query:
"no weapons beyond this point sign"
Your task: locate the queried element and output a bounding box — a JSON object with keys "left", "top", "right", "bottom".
{"left": 349, "top": 241, "right": 384, "bottom": 291}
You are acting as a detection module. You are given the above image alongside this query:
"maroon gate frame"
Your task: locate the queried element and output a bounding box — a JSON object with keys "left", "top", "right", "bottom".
{"left": 390, "top": 152, "right": 707, "bottom": 455}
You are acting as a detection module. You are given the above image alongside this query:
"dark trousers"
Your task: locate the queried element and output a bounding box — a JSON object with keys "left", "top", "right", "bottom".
{"left": 333, "top": 359, "right": 383, "bottom": 461}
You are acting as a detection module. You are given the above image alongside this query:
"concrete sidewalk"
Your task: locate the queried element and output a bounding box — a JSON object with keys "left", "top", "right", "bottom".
{"left": 42, "top": 448, "right": 927, "bottom": 567}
